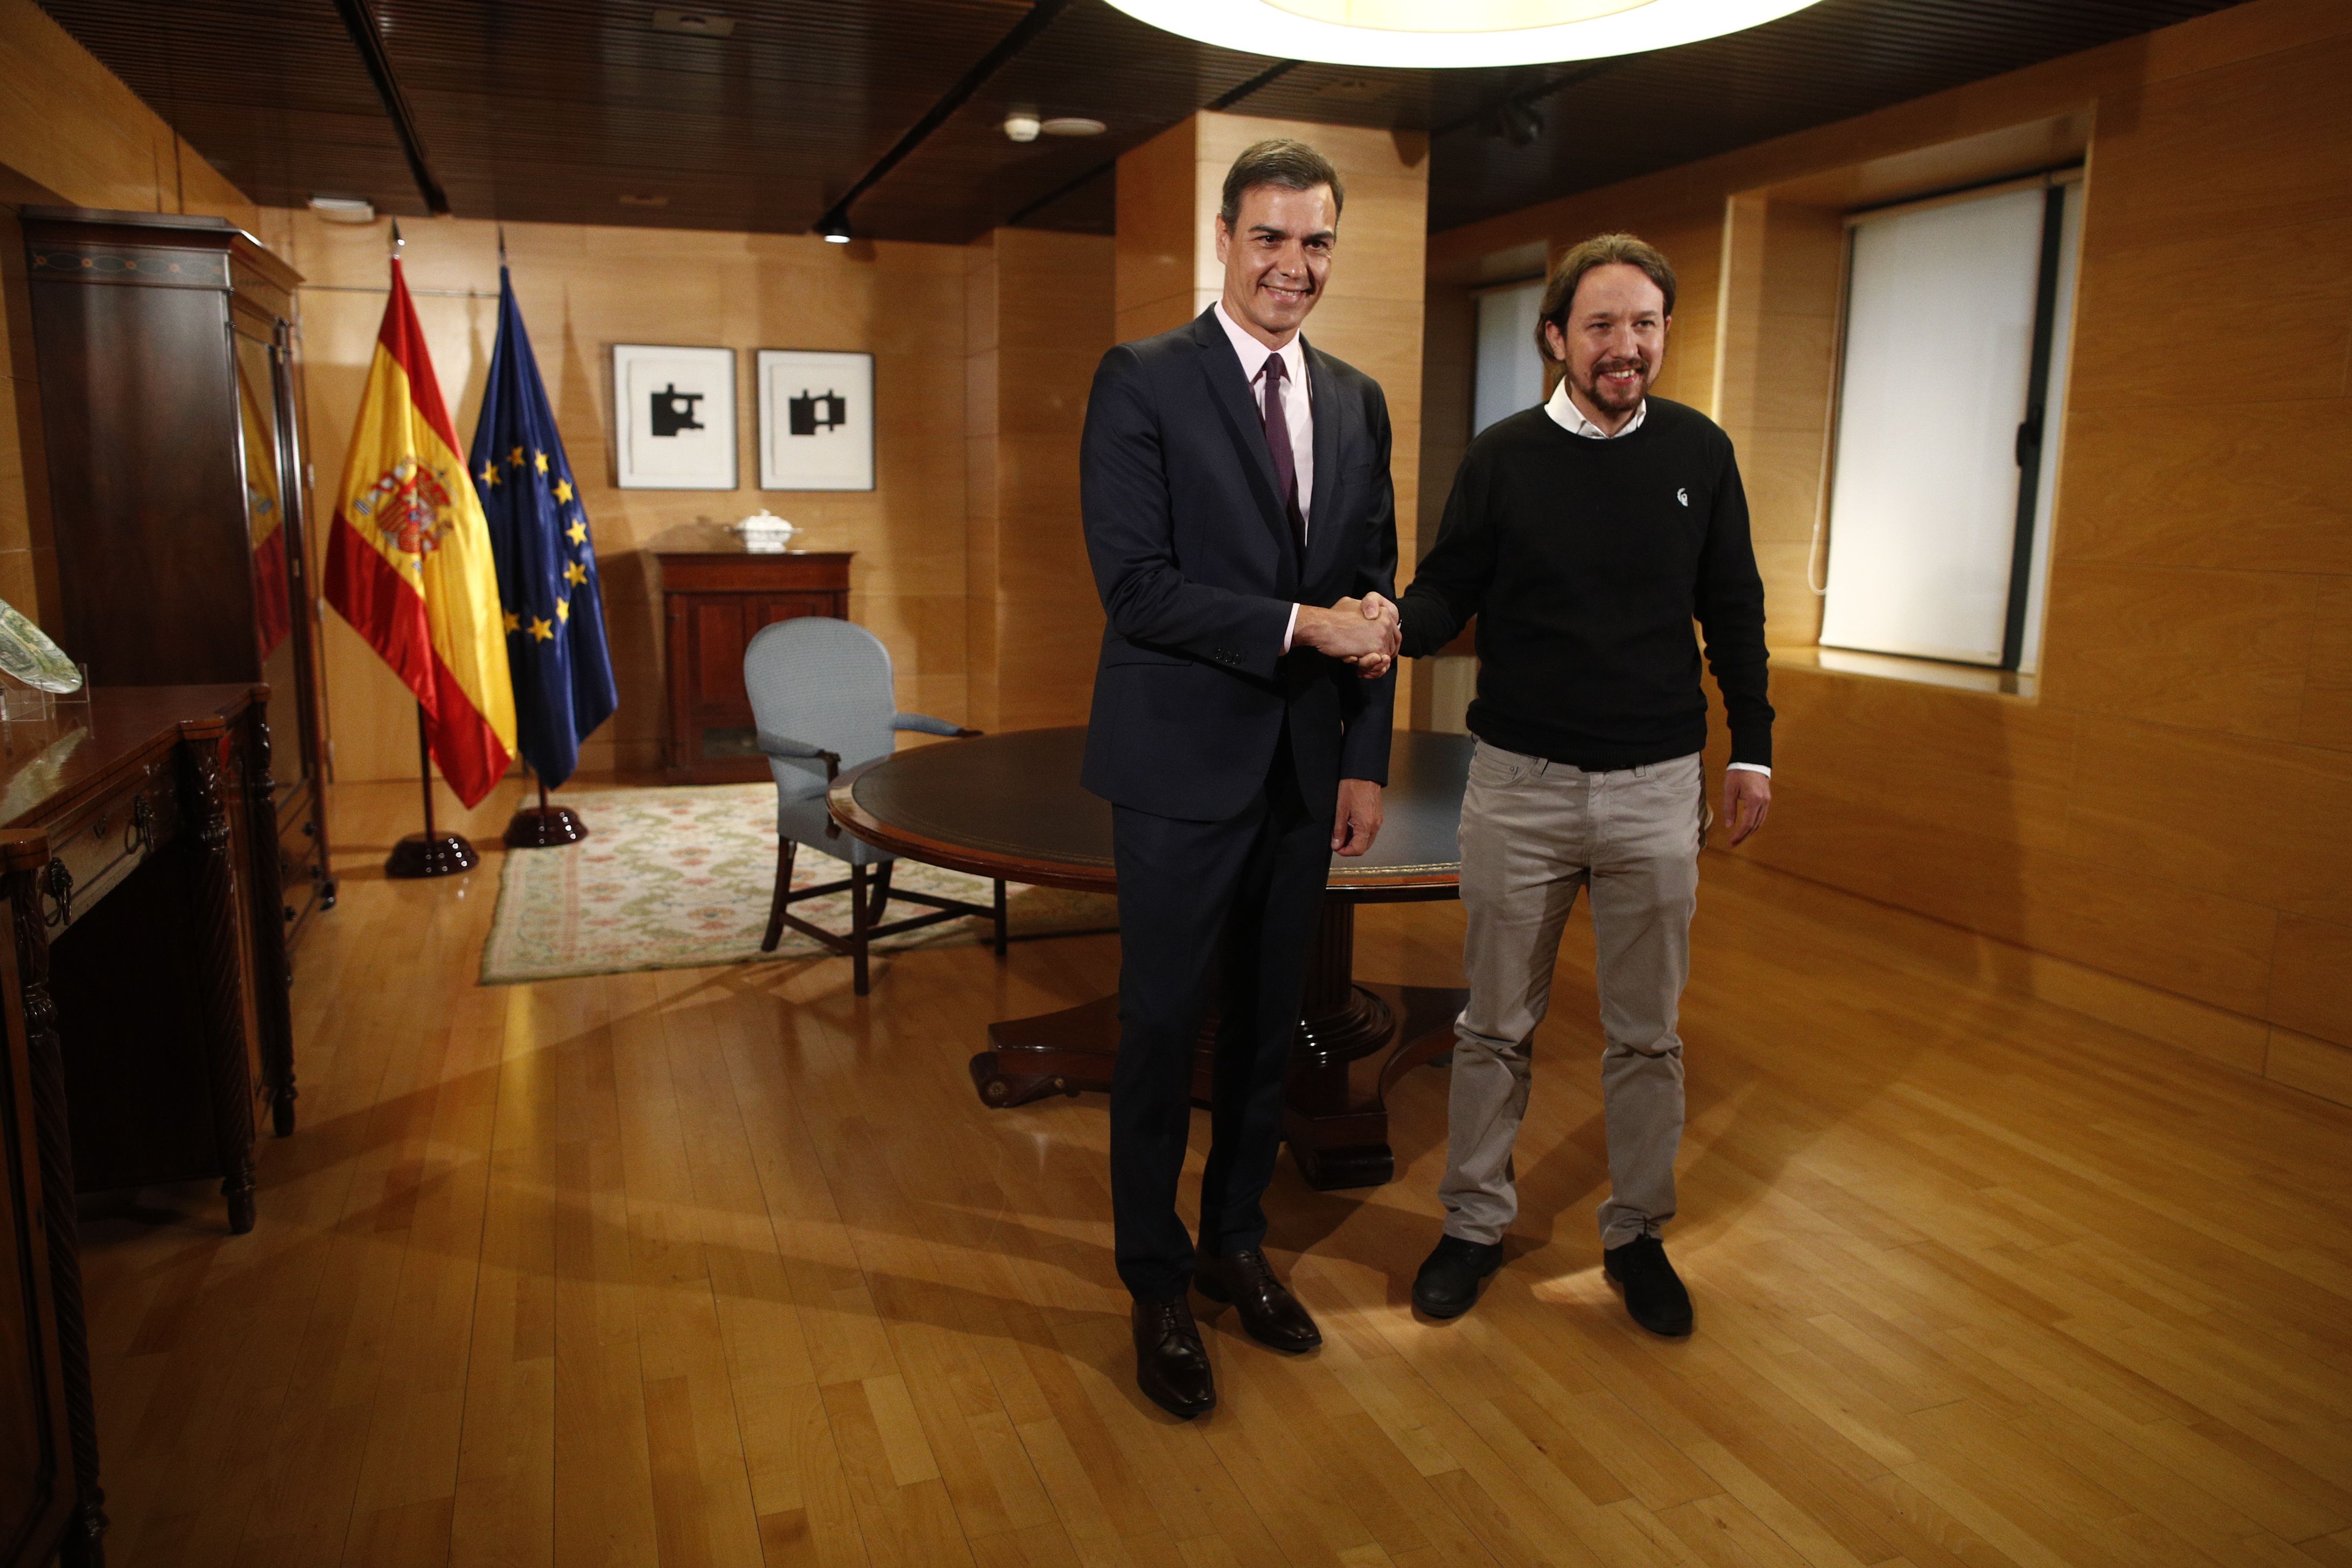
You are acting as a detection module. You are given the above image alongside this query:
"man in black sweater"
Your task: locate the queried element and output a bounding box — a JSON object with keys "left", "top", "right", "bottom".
{"left": 1378, "top": 233, "right": 1772, "bottom": 1336}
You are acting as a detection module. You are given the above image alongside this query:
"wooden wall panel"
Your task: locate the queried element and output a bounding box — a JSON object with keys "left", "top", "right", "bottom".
{"left": 965, "top": 227, "right": 1112, "bottom": 735}
{"left": 1418, "top": 0, "right": 2352, "bottom": 1097}
{"left": 260, "top": 210, "right": 973, "bottom": 781}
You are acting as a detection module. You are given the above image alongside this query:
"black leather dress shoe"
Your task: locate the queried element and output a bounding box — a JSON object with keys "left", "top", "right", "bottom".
{"left": 1603, "top": 1234, "right": 1693, "bottom": 1336}
{"left": 1132, "top": 1296, "right": 1216, "bottom": 1418}
{"left": 1193, "top": 1248, "right": 1322, "bottom": 1353}
{"left": 1412, "top": 1234, "right": 1505, "bottom": 1319}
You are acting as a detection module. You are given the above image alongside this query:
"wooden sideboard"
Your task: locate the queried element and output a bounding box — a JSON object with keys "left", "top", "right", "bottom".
{"left": 654, "top": 535, "right": 852, "bottom": 783}
{"left": 0, "top": 684, "right": 295, "bottom": 1568}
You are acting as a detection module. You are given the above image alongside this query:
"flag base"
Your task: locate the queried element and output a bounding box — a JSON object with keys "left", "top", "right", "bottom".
{"left": 504, "top": 805, "right": 587, "bottom": 850}
{"left": 386, "top": 831, "right": 479, "bottom": 879}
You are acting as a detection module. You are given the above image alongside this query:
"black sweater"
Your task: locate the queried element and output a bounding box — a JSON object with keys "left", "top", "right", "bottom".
{"left": 1398, "top": 396, "right": 1773, "bottom": 770}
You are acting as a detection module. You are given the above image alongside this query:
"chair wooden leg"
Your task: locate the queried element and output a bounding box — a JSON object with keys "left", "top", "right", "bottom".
{"left": 866, "top": 859, "right": 895, "bottom": 927}
{"left": 761, "top": 840, "right": 797, "bottom": 953}
{"left": 850, "top": 858, "right": 871, "bottom": 996}
{"left": 992, "top": 878, "right": 1008, "bottom": 958}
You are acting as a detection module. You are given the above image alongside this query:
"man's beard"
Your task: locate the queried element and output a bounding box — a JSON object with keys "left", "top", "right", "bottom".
{"left": 1580, "top": 356, "right": 1650, "bottom": 412}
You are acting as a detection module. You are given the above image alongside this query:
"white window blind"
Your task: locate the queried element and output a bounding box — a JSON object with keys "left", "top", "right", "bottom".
{"left": 1473, "top": 279, "right": 1546, "bottom": 435}
{"left": 1820, "top": 180, "right": 2080, "bottom": 669}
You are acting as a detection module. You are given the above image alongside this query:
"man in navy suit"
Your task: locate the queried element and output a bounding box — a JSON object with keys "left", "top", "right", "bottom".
{"left": 1080, "top": 138, "right": 1401, "bottom": 1418}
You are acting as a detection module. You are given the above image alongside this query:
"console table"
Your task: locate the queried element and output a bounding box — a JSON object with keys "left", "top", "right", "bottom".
{"left": 654, "top": 532, "right": 853, "bottom": 783}
{"left": 0, "top": 684, "right": 295, "bottom": 1568}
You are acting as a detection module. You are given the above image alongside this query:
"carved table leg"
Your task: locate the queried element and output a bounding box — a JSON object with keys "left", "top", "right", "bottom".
{"left": 183, "top": 730, "right": 258, "bottom": 1234}
{"left": 10, "top": 848, "right": 108, "bottom": 1565}
{"left": 239, "top": 702, "right": 298, "bottom": 1137}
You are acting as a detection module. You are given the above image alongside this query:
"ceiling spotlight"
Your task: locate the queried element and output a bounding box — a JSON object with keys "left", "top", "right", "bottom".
{"left": 1003, "top": 113, "right": 1041, "bottom": 143}
{"left": 1100, "top": 0, "right": 1828, "bottom": 67}
{"left": 819, "top": 216, "right": 853, "bottom": 244}
{"left": 307, "top": 195, "right": 377, "bottom": 225}
{"left": 1041, "top": 117, "right": 1107, "bottom": 137}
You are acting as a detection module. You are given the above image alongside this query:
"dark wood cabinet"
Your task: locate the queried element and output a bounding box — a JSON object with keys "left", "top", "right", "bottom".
{"left": 19, "top": 207, "right": 335, "bottom": 951}
{"left": 0, "top": 926, "right": 75, "bottom": 1568}
{"left": 654, "top": 537, "right": 852, "bottom": 783}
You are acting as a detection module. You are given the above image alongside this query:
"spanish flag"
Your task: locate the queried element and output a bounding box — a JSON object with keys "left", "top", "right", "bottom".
{"left": 238, "top": 359, "right": 292, "bottom": 658}
{"left": 324, "top": 259, "right": 516, "bottom": 807}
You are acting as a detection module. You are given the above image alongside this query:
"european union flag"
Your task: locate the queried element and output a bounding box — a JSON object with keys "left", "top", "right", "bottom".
{"left": 469, "top": 266, "right": 618, "bottom": 788}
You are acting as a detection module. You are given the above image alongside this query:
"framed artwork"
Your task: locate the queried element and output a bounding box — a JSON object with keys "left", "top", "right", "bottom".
{"left": 612, "top": 343, "right": 737, "bottom": 489}
{"left": 757, "top": 348, "right": 874, "bottom": 492}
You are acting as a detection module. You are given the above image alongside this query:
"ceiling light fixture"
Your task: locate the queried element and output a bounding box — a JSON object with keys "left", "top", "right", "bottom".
{"left": 1004, "top": 113, "right": 1042, "bottom": 142}
{"left": 1041, "top": 117, "right": 1107, "bottom": 137}
{"left": 819, "top": 216, "right": 853, "bottom": 244}
{"left": 1100, "top": 0, "right": 1827, "bottom": 67}
{"left": 307, "top": 195, "right": 377, "bottom": 225}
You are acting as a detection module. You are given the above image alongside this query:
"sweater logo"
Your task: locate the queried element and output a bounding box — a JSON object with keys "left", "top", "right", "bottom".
{"left": 1676, "top": 487, "right": 1689, "bottom": 506}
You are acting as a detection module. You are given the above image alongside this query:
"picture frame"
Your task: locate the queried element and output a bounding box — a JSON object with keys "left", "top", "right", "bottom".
{"left": 757, "top": 348, "right": 875, "bottom": 492}
{"left": 612, "top": 343, "right": 738, "bottom": 490}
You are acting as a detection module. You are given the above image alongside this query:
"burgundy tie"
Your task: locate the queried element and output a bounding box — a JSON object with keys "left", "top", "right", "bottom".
{"left": 1260, "top": 354, "right": 1305, "bottom": 558}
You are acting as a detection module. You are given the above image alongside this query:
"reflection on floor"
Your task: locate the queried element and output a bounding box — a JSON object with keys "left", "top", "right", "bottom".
{"left": 76, "top": 776, "right": 2352, "bottom": 1568}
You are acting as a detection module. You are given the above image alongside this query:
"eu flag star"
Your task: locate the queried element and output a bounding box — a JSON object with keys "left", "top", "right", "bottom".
{"left": 552, "top": 478, "right": 575, "bottom": 503}
{"left": 566, "top": 519, "right": 587, "bottom": 546}
{"left": 509, "top": 445, "right": 526, "bottom": 468}
{"left": 534, "top": 450, "right": 549, "bottom": 474}
{"left": 503, "top": 610, "right": 521, "bottom": 632}
{"left": 479, "top": 461, "right": 501, "bottom": 487}
{"left": 564, "top": 559, "right": 589, "bottom": 586}
{"left": 555, "top": 596, "right": 571, "bottom": 624}
{"left": 527, "top": 615, "right": 555, "bottom": 641}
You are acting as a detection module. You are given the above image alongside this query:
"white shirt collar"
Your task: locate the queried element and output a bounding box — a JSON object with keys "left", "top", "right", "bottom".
{"left": 1546, "top": 376, "right": 1646, "bottom": 438}
{"left": 1213, "top": 300, "right": 1307, "bottom": 391}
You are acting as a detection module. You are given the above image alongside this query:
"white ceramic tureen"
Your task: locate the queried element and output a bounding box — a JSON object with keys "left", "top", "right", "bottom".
{"left": 727, "top": 508, "right": 796, "bottom": 552}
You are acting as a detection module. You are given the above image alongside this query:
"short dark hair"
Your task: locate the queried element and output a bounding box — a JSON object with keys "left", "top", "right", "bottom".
{"left": 1536, "top": 233, "right": 1676, "bottom": 362}
{"left": 1219, "top": 138, "right": 1345, "bottom": 232}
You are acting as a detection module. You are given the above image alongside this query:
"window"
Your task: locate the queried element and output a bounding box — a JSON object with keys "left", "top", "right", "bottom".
{"left": 1818, "top": 173, "right": 2082, "bottom": 673}
{"left": 1472, "top": 278, "right": 1546, "bottom": 435}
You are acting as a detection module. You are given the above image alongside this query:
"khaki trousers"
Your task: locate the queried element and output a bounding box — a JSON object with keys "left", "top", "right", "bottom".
{"left": 1441, "top": 743, "right": 1707, "bottom": 1250}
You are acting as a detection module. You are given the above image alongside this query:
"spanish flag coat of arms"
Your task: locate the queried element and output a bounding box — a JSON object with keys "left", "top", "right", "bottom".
{"left": 325, "top": 259, "right": 517, "bottom": 806}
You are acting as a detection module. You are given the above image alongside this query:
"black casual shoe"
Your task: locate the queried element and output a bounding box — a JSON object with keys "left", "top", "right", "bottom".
{"left": 1602, "top": 1235, "right": 1693, "bottom": 1337}
{"left": 1412, "top": 1234, "right": 1506, "bottom": 1319}
{"left": 1132, "top": 1295, "right": 1216, "bottom": 1418}
{"left": 1194, "top": 1248, "right": 1322, "bottom": 1353}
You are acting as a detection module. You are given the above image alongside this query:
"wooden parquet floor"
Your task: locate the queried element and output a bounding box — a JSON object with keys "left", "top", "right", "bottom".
{"left": 74, "top": 776, "right": 2352, "bottom": 1568}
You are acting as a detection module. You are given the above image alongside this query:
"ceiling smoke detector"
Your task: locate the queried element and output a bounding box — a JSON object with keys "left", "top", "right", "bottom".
{"left": 1003, "top": 113, "right": 1042, "bottom": 143}
{"left": 652, "top": 8, "right": 736, "bottom": 36}
{"left": 1041, "top": 117, "right": 1107, "bottom": 137}
{"left": 307, "top": 195, "right": 376, "bottom": 225}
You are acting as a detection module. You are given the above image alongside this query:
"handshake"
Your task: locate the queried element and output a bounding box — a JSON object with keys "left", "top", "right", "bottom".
{"left": 1296, "top": 592, "right": 1400, "bottom": 679}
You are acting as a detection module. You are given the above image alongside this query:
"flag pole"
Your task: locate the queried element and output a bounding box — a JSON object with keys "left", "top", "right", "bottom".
{"left": 386, "top": 701, "right": 480, "bottom": 878}
{"left": 503, "top": 755, "right": 589, "bottom": 849}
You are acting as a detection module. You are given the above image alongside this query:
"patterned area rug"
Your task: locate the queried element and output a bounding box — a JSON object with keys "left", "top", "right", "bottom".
{"left": 480, "top": 783, "right": 1117, "bottom": 984}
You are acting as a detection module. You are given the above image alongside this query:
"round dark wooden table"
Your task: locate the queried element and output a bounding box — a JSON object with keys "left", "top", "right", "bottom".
{"left": 829, "top": 726, "right": 1472, "bottom": 1188}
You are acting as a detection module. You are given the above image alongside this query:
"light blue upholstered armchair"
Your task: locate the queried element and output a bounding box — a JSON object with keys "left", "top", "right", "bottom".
{"left": 744, "top": 617, "right": 1006, "bottom": 995}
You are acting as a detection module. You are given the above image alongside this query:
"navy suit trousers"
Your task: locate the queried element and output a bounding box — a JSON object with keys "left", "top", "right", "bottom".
{"left": 1108, "top": 729, "right": 1333, "bottom": 1302}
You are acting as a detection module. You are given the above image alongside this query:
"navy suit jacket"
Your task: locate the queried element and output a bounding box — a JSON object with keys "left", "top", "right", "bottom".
{"left": 1080, "top": 308, "right": 1398, "bottom": 822}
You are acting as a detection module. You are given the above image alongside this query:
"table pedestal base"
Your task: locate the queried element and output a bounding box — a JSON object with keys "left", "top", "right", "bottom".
{"left": 969, "top": 900, "right": 1465, "bottom": 1190}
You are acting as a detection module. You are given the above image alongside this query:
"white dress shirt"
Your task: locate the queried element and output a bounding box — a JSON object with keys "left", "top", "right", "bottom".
{"left": 1214, "top": 303, "right": 1314, "bottom": 653}
{"left": 1543, "top": 377, "right": 1769, "bottom": 780}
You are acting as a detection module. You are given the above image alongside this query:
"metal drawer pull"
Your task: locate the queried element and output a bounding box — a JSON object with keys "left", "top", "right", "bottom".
{"left": 43, "top": 858, "right": 72, "bottom": 928}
